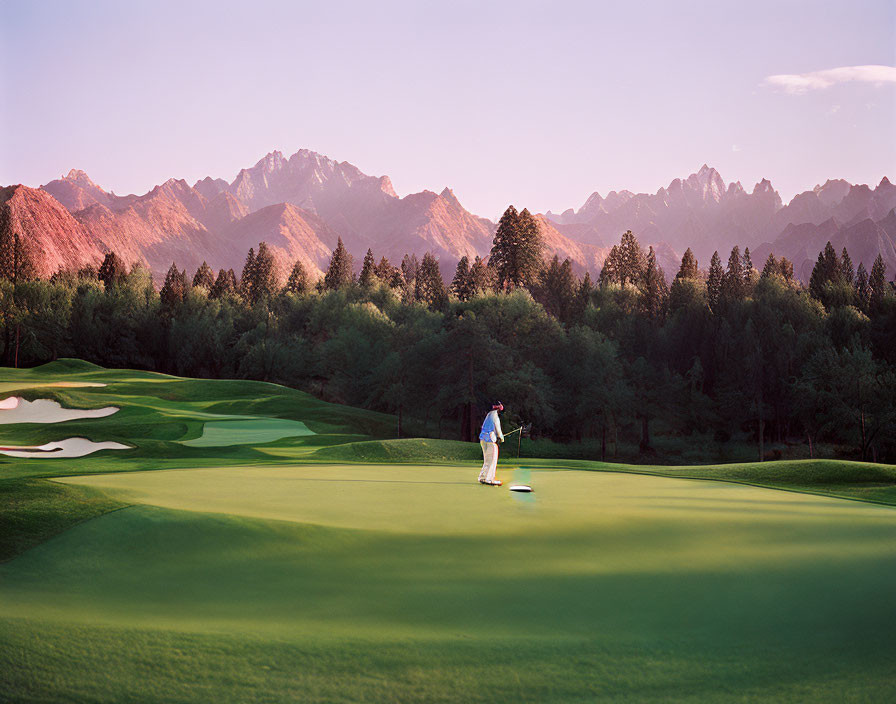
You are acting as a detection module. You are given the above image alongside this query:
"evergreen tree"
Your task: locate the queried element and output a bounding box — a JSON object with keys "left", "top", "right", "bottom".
{"left": 210, "top": 268, "right": 238, "bottom": 299}
{"left": 761, "top": 253, "right": 779, "bottom": 279}
{"left": 249, "top": 242, "right": 279, "bottom": 304}
{"left": 535, "top": 256, "right": 577, "bottom": 321}
{"left": 841, "top": 247, "right": 855, "bottom": 285}
{"left": 240, "top": 247, "right": 256, "bottom": 301}
{"left": 742, "top": 247, "right": 754, "bottom": 280}
{"left": 855, "top": 262, "right": 871, "bottom": 313}
{"left": 489, "top": 205, "right": 519, "bottom": 291}
{"left": 285, "top": 260, "right": 309, "bottom": 295}
{"left": 489, "top": 206, "right": 543, "bottom": 290}
{"left": 324, "top": 238, "right": 353, "bottom": 290}
{"left": 869, "top": 254, "right": 888, "bottom": 311}
{"left": 641, "top": 246, "right": 669, "bottom": 320}
{"left": 192, "top": 261, "right": 215, "bottom": 289}
{"left": 720, "top": 246, "right": 744, "bottom": 301}
{"left": 573, "top": 271, "right": 594, "bottom": 320}
{"left": 98, "top": 251, "right": 126, "bottom": 288}
{"left": 160, "top": 262, "right": 188, "bottom": 307}
{"left": 599, "top": 245, "right": 620, "bottom": 287}
{"left": 778, "top": 257, "right": 794, "bottom": 283}
{"left": 468, "top": 255, "right": 493, "bottom": 295}
{"left": 707, "top": 251, "right": 723, "bottom": 311}
{"left": 617, "top": 230, "right": 646, "bottom": 288}
{"left": 374, "top": 257, "right": 395, "bottom": 285}
{"left": 414, "top": 252, "right": 446, "bottom": 308}
{"left": 358, "top": 248, "right": 378, "bottom": 288}
{"left": 676, "top": 248, "right": 699, "bottom": 280}
{"left": 450, "top": 256, "right": 471, "bottom": 301}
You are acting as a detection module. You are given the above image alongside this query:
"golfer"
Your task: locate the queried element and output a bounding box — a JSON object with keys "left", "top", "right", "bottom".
{"left": 478, "top": 402, "right": 505, "bottom": 486}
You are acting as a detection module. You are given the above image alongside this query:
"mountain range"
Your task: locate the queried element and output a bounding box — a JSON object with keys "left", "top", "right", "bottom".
{"left": 1, "top": 151, "right": 894, "bottom": 285}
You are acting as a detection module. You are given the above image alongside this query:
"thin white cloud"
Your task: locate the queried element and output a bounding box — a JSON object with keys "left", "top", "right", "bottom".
{"left": 731, "top": 144, "right": 742, "bottom": 152}
{"left": 763, "top": 65, "right": 896, "bottom": 94}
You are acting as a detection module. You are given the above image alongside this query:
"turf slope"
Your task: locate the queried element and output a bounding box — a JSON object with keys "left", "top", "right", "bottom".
{"left": 2, "top": 467, "right": 896, "bottom": 702}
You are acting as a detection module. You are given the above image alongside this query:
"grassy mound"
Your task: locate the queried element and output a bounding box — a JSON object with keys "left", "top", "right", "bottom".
{"left": 0, "top": 479, "right": 127, "bottom": 561}
{"left": 311, "top": 437, "right": 482, "bottom": 463}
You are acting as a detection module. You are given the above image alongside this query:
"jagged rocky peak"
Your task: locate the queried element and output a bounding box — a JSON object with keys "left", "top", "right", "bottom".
{"left": 256, "top": 150, "right": 286, "bottom": 172}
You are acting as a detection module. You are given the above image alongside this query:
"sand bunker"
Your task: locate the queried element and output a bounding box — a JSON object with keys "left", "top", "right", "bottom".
{"left": 46, "top": 382, "right": 107, "bottom": 388}
{"left": 0, "top": 397, "right": 119, "bottom": 424}
{"left": 0, "top": 438, "right": 131, "bottom": 459}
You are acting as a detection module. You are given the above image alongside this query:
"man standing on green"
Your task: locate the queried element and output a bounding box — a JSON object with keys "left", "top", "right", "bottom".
{"left": 478, "top": 402, "right": 505, "bottom": 486}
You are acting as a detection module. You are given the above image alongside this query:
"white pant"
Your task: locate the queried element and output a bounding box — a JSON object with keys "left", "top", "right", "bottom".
{"left": 479, "top": 440, "right": 498, "bottom": 482}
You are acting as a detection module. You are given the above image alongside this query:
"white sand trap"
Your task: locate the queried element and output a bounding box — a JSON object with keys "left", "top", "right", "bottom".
{"left": 0, "top": 398, "right": 119, "bottom": 424}
{"left": 0, "top": 437, "right": 131, "bottom": 458}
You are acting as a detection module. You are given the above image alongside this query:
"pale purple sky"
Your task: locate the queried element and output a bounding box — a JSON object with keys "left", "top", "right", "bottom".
{"left": 2, "top": 0, "right": 894, "bottom": 219}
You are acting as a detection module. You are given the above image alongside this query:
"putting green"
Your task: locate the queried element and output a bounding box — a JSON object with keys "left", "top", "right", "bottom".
{"left": 2, "top": 467, "right": 895, "bottom": 702}
{"left": 179, "top": 418, "right": 315, "bottom": 447}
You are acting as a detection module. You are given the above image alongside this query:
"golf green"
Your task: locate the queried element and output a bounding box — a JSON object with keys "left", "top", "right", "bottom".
{"left": 179, "top": 418, "right": 316, "bottom": 447}
{"left": 3, "top": 466, "right": 896, "bottom": 702}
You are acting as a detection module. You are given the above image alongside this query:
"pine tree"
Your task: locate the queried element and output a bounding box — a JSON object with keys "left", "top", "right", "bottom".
{"left": 98, "top": 251, "right": 126, "bottom": 288}
{"left": 854, "top": 262, "right": 871, "bottom": 313}
{"left": 192, "top": 261, "right": 215, "bottom": 289}
{"left": 489, "top": 206, "right": 544, "bottom": 290}
{"left": 250, "top": 242, "right": 280, "bottom": 304}
{"left": 535, "top": 256, "right": 577, "bottom": 320}
{"left": 374, "top": 256, "right": 395, "bottom": 283}
{"left": 573, "top": 271, "right": 594, "bottom": 320}
{"left": 160, "top": 262, "right": 187, "bottom": 307}
{"left": 414, "top": 252, "right": 446, "bottom": 308}
{"left": 707, "top": 251, "right": 723, "bottom": 311}
{"left": 324, "top": 238, "right": 353, "bottom": 290}
{"left": 869, "top": 254, "right": 888, "bottom": 311}
{"left": 641, "top": 246, "right": 669, "bottom": 320}
{"left": 617, "top": 230, "right": 646, "bottom": 288}
{"left": 720, "top": 246, "right": 744, "bottom": 301}
{"left": 676, "top": 248, "right": 699, "bottom": 280}
{"left": 211, "top": 268, "right": 238, "bottom": 299}
{"left": 450, "top": 256, "right": 471, "bottom": 301}
{"left": 489, "top": 205, "right": 520, "bottom": 291}
{"left": 468, "top": 255, "right": 493, "bottom": 295}
{"left": 778, "top": 257, "right": 794, "bottom": 283}
{"left": 358, "top": 248, "right": 378, "bottom": 288}
{"left": 599, "top": 245, "right": 620, "bottom": 287}
{"left": 742, "top": 247, "right": 754, "bottom": 278}
{"left": 840, "top": 247, "right": 855, "bottom": 285}
{"left": 240, "top": 247, "right": 256, "bottom": 301}
{"left": 514, "top": 208, "right": 544, "bottom": 288}
{"left": 761, "top": 253, "right": 779, "bottom": 279}
{"left": 285, "top": 260, "right": 309, "bottom": 294}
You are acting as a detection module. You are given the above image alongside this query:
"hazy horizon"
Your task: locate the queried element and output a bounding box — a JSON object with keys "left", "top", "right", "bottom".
{"left": 2, "top": 0, "right": 894, "bottom": 219}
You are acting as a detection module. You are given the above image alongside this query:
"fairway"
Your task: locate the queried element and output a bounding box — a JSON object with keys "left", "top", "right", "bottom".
{"left": 3, "top": 466, "right": 896, "bottom": 702}
{"left": 179, "top": 418, "right": 316, "bottom": 447}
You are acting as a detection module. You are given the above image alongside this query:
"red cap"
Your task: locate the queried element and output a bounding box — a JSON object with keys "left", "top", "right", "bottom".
{"left": 492, "top": 402, "right": 504, "bottom": 411}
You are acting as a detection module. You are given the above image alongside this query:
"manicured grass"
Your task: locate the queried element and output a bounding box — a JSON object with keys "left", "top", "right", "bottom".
{"left": 4, "top": 469, "right": 896, "bottom": 702}
{"left": 179, "top": 418, "right": 315, "bottom": 447}
{"left": 0, "top": 478, "right": 127, "bottom": 561}
{"left": 3, "top": 360, "right": 896, "bottom": 702}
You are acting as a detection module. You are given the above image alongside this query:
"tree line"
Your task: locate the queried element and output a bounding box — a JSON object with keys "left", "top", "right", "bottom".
{"left": 1, "top": 206, "right": 895, "bottom": 463}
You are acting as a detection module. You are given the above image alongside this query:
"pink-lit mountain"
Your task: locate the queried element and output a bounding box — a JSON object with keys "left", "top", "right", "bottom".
{"left": 2, "top": 152, "right": 893, "bottom": 285}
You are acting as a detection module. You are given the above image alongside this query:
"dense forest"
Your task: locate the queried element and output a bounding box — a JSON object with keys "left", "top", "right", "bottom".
{"left": 2, "top": 205, "right": 895, "bottom": 463}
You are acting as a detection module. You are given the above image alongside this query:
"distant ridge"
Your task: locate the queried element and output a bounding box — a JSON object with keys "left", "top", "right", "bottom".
{"left": 0, "top": 153, "right": 890, "bottom": 284}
